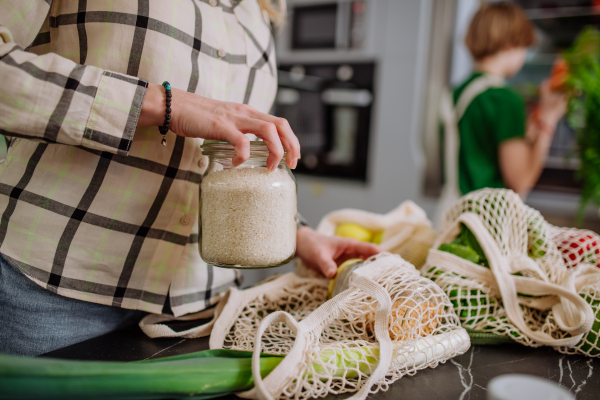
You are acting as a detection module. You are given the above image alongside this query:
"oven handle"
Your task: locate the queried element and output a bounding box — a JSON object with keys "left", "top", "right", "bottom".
{"left": 321, "top": 88, "right": 373, "bottom": 107}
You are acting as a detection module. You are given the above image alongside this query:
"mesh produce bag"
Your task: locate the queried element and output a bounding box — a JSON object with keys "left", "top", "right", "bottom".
{"left": 209, "top": 253, "right": 470, "bottom": 400}
{"left": 316, "top": 201, "right": 437, "bottom": 269}
{"left": 422, "top": 188, "right": 600, "bottom": 356}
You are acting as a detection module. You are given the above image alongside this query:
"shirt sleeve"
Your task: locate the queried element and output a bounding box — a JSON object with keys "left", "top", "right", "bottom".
{"left": 0, "top": 1, "right": 148, "bottom": 156}
{"left": 492, "top": 88, "right": 527, "bottom": 145}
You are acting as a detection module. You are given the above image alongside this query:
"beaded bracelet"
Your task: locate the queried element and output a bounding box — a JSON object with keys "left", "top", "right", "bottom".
{"left": 158, "top": 81, "right": 172, "bottom": 146}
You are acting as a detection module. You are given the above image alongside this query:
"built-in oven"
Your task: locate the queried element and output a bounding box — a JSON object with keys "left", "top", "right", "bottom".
{"left": 275, "top": 62, "right": 374, "bottom": 181}
{"left": 274, "top": 0, "right": 376, "bottom": 182}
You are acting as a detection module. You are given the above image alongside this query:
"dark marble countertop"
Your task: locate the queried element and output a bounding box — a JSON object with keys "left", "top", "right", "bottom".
{"left": 43, "top": 325, "right": 599, "bottom": 399}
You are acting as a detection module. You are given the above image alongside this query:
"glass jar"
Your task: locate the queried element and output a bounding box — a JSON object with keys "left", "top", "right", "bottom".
{"left": 199, "top": 140, "right": 298, "bottom": 269}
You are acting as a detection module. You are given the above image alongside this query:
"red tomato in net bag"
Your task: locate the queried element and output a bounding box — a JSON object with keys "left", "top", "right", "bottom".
{"left": 553, "top": 228, "right": 600, "bottom": 268}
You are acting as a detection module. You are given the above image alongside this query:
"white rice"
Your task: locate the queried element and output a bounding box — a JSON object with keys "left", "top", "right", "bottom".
{"left": 200, "top": 166, "right": 297, "bottom": 267}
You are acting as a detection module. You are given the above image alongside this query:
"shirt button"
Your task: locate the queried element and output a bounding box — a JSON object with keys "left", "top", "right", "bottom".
{"left": 209, "top": 0, "right": 218, "bottom": 6}
{"left": 217, "top": 49, "right": 226, "bottom": 58}
{"left": 180, "top": 215, "right": 191, "bottom": 226}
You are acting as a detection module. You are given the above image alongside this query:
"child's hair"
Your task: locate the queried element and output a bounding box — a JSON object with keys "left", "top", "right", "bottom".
{"left": 465, "top": 2, "right": 535, "bottom": 61}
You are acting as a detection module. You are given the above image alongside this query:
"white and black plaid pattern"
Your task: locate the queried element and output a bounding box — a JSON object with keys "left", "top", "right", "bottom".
{"left": 0, "top": 0, "right": 281, "bottom": 316}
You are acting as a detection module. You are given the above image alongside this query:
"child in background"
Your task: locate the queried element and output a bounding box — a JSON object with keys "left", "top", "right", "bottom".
{"left": 453, "top": 2, "right": 567, "bottom": 195}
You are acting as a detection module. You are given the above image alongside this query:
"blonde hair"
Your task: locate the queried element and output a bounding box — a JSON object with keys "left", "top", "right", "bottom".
{"left": 465, "top": 2, "right": 535, "bottom": 61}
{"left": 257, "top": 0, "right": 287, "bottom": 28}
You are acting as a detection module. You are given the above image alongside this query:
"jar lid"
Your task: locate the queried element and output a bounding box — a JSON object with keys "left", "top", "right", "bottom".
{"left": 202, "top": 140, "right": 268, "bottom": 146}
{"left": 487, "top": 374, "right": 574, "bottom": 400}
{"left": 201, "top": 140, "right": 287, "bottom": 159}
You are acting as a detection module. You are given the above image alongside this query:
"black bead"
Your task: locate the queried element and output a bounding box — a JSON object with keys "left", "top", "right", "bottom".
{"left": 158, "top": 81, "right": 173, "bottom": 143}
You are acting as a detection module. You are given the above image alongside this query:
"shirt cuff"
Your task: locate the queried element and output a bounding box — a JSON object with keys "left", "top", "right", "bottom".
{"left": 82, "top": 71, "right": 148, "bottom": 155}
{"left": 297, "top": 213, "right": 309, "bottom": 229}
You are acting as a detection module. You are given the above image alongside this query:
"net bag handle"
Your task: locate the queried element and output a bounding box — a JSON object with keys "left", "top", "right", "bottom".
{"left": 138, "top": 290, "right": 230, "bottom": 338}
{"left": 426, "top": 249, "right": 600, "bottom": 313}
{"left": 248, "top": 275, "right": 393, "bottom": 400}
{"left": 436, "top": 212, "right": 595, "bottom": 347}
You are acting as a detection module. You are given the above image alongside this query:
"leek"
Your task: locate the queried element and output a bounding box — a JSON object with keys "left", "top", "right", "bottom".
{"left": 0, "top": 349, "right": 282, "bottom": 400}
{"left": 0, "top": 347, "right": 381, "bottom": 399}
{"left": 0, "top": 331, "right": 468, "bottom": 399}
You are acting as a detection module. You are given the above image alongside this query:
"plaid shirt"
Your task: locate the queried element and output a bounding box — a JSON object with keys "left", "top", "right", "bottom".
{"left": 0, "top": 0, "right": 280, "bottom": 316}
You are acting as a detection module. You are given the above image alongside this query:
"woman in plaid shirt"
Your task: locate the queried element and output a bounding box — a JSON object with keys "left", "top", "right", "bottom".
{"left": 0, "top": 0, "right": 380, "bottom": 356}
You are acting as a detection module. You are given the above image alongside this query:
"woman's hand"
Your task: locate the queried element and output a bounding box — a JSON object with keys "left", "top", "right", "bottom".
{"left": 138, "top": 83, "right": 300, "bottom": 171}
{"left": 295, "top": 226, "right": 381, "bottom": 279}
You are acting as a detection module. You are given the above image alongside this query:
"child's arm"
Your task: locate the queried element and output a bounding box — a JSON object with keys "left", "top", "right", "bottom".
{"left": 498, "top": 80, "right": 567, "bottom": 194}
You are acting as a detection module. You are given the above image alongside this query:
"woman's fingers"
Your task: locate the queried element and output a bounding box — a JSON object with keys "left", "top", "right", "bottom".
{"left": 350, "top": 241, "right": 382, "bottom": 258}
{"left": 336, "top": 238, "right": 381, "bottom": 260}
{"left": 235, "top": 117, "right": 285, "bottom": 170}
{"left": 212, "top": 126, "right": 250, "bottom": 167}
{"left": 270, "top": 117, "right": 301, "bottom": 169}
{"left": 242, "top": 108, "right": 301, "bottom": 169}
{"left": 320, "top": 258, "right": 339, "bottom": 279}
{"left": 169, "top": 95, "right": 300, "bottom": 169}
{"left": 231, "top": 134, "right": 251, "bottom": 167}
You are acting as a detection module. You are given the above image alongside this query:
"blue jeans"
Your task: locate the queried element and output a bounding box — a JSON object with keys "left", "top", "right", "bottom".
{"left": 0, "top": 254, "right": 144, "bottom": 356}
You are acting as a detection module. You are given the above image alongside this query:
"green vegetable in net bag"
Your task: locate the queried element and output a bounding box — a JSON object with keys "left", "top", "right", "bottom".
{"left": 424, "top": 188, "right": 600, "bottom": 356}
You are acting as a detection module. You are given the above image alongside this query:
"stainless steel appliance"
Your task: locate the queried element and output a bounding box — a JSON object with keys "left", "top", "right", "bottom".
{"left": 274, "top": 0, "right": 376, "bottom": 182}
{"left": 275, "top": 62, "right": 374, "bottom": 181}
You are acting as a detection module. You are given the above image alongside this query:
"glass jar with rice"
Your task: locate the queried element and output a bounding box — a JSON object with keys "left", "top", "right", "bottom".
{"left": 199, "top": 140, "right": 297, "bottom": 269}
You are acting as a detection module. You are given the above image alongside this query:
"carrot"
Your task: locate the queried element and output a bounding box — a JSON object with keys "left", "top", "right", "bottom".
{"left": 549, "top": 58, "right": 569, "bottom": 91}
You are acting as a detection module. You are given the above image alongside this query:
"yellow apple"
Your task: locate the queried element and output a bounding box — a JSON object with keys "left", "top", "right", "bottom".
{"left": 335, "top": 222, "right": 373, "bottom": 242}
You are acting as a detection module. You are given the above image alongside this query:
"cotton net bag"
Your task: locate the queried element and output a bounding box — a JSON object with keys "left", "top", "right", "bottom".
{"left": 422, "top": 188, "right": 600, "bottom": 356}
{"left": 207, "top": 253, "right": 469, "bottom": 400}
{"left": 316, "top": 201, "right": 437, "bottom": 269}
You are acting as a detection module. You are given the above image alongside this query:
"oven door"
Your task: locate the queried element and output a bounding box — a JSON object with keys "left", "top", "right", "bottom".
{"left": 275, "top": 62, "right": 375, "bottom": 182}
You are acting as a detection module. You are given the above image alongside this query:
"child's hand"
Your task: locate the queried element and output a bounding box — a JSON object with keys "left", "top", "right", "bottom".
{"left": 295, "top": 226, "right": 381, "bottom": 279}
{"left": 538, "top": 79, "right": 567, "bottom": 128}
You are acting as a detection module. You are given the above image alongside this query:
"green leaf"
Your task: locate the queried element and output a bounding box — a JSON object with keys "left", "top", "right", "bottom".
{"left": 439, "top": 243, "right": 480, "bottom": 264}
{"left": 562, "top": 27, "right": 600, "bottom": 221}
{"left": 439, "top": 224, "right": 489, "bottom": 268}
